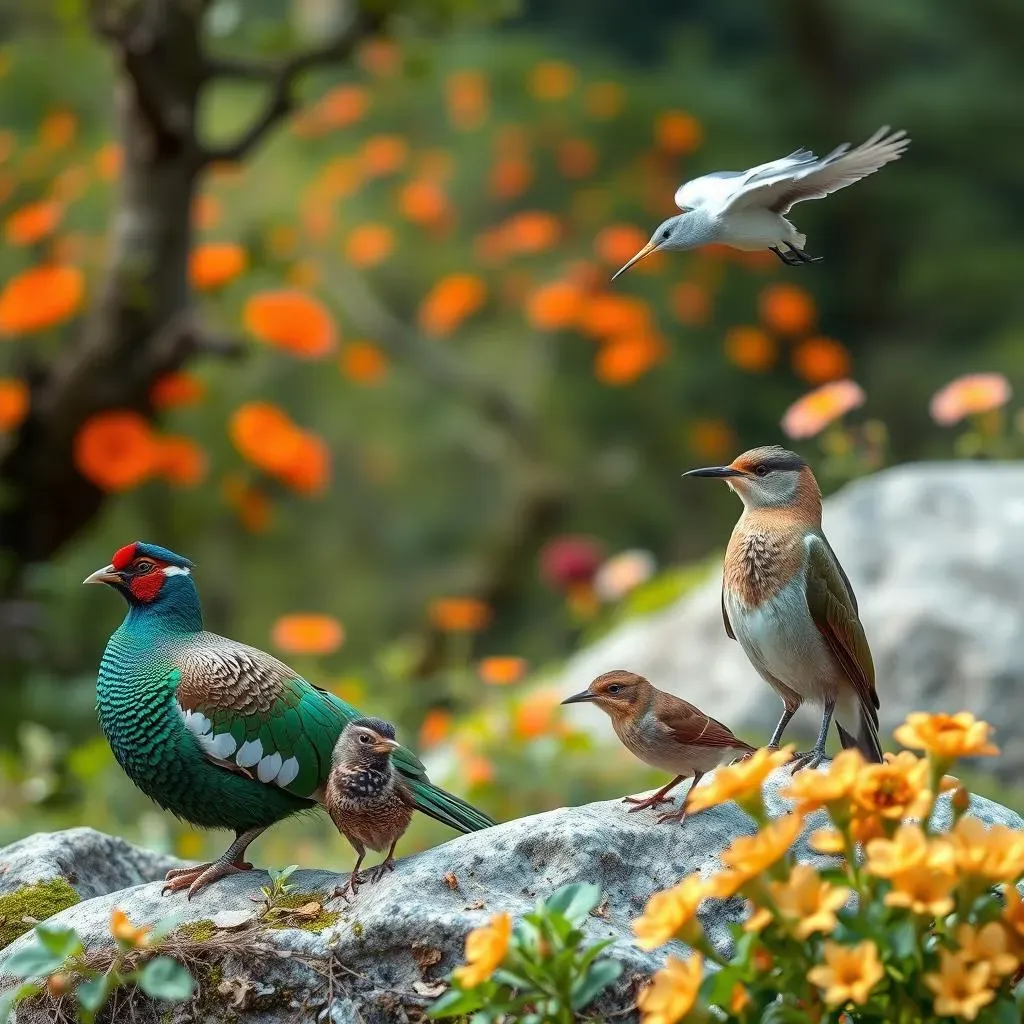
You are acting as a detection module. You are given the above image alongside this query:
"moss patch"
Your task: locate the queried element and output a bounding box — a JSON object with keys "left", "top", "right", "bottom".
{"left": 0, "top": 878, "right": 80, "bottom": 949}
{"left": 264, "top": 890, "right": 340, "bottom": 932}
{"left": 175, "top": 919, "right": 215, "bottom": 943}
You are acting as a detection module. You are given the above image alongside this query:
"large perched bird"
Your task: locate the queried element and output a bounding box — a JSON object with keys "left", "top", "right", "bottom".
{"left": 612, "top": 126, "right": 909, "bottom": 277}
{"left": 85, "top": 542, "right": 494, "bottom": 897}
{"left": 562, "top": 669, "right": 755, "bottom": 824}
{"left": 682, "top": 447, "right": 882, "bottom": 770}
{"left": 324, "top": 717, "right": 414, "bottom": 896}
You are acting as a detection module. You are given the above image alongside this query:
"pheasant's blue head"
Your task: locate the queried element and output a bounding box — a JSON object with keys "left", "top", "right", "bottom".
{"left": 84, "top": 542, "right": 196, "bottom": 607}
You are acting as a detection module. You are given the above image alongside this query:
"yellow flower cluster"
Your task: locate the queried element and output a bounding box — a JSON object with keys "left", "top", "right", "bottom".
{"left": 452, "top": 911, "right": 512, "bottom": 987}
{"left": 633, "top": 711, "right": 1018, "bottom": 1024}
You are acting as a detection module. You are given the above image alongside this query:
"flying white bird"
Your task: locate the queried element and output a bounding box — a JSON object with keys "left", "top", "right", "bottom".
{"left": 612, "top": 126, "right": 909, "bottom": 279}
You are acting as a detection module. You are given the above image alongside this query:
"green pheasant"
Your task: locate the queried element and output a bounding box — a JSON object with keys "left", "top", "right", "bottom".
{"left": 85, "top": 541, "right": 495, "bottom": 898}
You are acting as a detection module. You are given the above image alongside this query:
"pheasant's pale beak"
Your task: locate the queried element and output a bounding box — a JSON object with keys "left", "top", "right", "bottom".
{"left": 372, "top": 738, "right": 400, "bottom": 755}
{"left": 611, "top": 239, "right": 661, "bottom": 281}
{"left": 83, "top": 564, "right": 121, "bottom": 586}
{"left": 561, "top": 690, "right": 596, "bottom": 705}
{"left": 682, "top": 465, "right": 746, "bottom": 479}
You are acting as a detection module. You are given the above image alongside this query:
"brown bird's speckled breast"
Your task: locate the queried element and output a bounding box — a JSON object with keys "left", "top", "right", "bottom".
{"left": 724, "top": 514, "right": 806, "bottom": 608}
{"left": 325, "top": 768, "right": 413, "bottom": 852}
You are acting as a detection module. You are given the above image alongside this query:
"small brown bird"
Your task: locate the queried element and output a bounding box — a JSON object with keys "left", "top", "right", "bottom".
{"left": 561, "top": 670, "right": 755, "bottom": 824}
{"left": 682, "top": 444, "right": 882, "bottom": 770}
{"left": 324, "top": 717, "right": 414, "bottom": 896}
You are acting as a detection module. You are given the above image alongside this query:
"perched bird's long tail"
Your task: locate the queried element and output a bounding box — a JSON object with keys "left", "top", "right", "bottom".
{"left": 836, "top": 708, "right": 883, "bottom": 763}
{"left": 410, "top": 780, "right": 496, "bottom": 832}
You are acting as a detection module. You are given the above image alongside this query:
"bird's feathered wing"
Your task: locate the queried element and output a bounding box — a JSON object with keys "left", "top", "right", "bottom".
{"left": 674, "top": 147, "right": 815, "bottom": 211}
{"left": 721, "top": 127, "right": 909, "bottom": 215}
{"left": 168, "top": 632, "right": 495, "bottom": 833}
{"left": 803, "top": 535, "right": 879, "bottom": 726}
{"left": 658, "top": 694, "right": 753, "bottom": 751}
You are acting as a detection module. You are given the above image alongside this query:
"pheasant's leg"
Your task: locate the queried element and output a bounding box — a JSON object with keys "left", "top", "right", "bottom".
{"left": 767, "top": 704, "right": 799, "bottom": 750}
{"left": 333, "top": 844, "right": 366, "bottom": 899}
{"left": 657, "top": 772, "right": 703, "bottom": 825}
{"left": 790, "top": 698, "right": 835, "bottom": 773}
{"left": 162, "top": 826, "right": 266, "bottom": 900}
{"left": 623, "top": 775, "right": 685, "bottom": 812}
{"left": 370, "top": 840, "right": 400, "bottom": 883}
{"left": 784, "top": 242, "right": 823, "bottom": 265}
{"left": 770, "top": 246, "right": 800, "bottom": 266}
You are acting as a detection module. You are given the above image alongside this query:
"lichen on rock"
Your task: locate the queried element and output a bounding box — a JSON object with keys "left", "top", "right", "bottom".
{"left": 0, "top": 878, "right": 79, "bottom": 949}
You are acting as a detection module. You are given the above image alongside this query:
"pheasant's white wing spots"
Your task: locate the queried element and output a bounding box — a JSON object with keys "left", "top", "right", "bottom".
{"left": 257, "top": 752, "right": 283, "bottom": 784}
{"left": 207, "top": 732, "right": 238, "bottom": 759}
{"left": 276, "top": 757, "right": 300, "bottom": 788}
{"left": 236, "top": 738, "right": 263, "bottom": 768}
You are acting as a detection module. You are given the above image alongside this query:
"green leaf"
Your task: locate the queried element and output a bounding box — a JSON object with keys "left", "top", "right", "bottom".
{"left": 571, "top": 959, "right": 622, "bottom": 1010}
{"left": 544, "top": 883, "right": 602, "bottom": 925}
{"left": 34, "top": 923, "right": 83, "bottom": 961}
{"left": 887, "top": 919, "right": 918, "bottom": 961}
{"left": 428, "top": 987, "right": 486, "bottom": 1018}
{"left": 760, "top": 1001, "right": 810, "bottom": 1024}
{"left": 700, "top": 963, "right": 744, "bottom": 1007}
{"left": 136, "top": 957, "right": 196, "bottom": 1001}
{"left": 77, "top": 975, "right": 112, "bottom": 1012}
{"left": 3, "top": 938, "right": 67, "bottom": 979}
{"left": 146, "top": 914, "right": 185, "bottom": 944}
{"left": 990, "top": 998, "right": 1022, "bottom": 1024}
{"left": 0, "top": 990, "right": 17, "bottom": 1024}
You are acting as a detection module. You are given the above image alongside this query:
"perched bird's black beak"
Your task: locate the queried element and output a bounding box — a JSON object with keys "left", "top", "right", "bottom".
{"left": 561, "top": 690, "right": 596, "bottom": 705}
{"left": 681, "top": 466, "right": 746, "bottom": 479}
{"left": 83, "top": 564, "right": 122, "bottom": 586}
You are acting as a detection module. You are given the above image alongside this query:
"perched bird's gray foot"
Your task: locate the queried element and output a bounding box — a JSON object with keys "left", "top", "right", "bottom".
{"left": 623, "top": 793, "right": 673, "bottom": 812}
{"left": 371, "top": 857, "right": 397, "bottom": 883}
{"left": 162, "top": 860, "right": 250, "bottom": 900}
{"left": 789, "top": 746, "right": 827, "bottom": 773}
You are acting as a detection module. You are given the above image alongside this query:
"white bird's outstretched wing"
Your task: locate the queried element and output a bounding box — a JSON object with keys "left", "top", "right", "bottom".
{"left": 673, "top": 147, "right": 819, "bottom": 211}
{"left": 720, "top": 127, "right": 909, "bottom": 215}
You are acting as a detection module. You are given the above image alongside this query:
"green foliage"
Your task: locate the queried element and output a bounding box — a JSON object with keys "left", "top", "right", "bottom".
{"left": 430, "top": 882, "right": 622, "bottom": 1023}
{"left": 0, "top": 879, "right": 80, "bottom": 950}
{"left": 0, "top": 915, "right": 194, "bottom": 1024}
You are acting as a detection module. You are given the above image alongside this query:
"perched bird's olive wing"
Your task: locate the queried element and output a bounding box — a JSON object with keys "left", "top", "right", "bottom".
{"left": 658, "top": 694, "right": 748, "bottom": 749}
{"left": 721, "top": 584, "right": 736, "bottom": 640}
{"left": 804, "top": 535, "right": 879, "bottom": 720}
{"left": 722, "top": 127, "right": 908, "bottom": 216}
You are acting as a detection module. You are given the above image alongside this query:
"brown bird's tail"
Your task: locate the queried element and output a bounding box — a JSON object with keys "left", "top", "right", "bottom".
{"left": 836, "top": 710, "right": 883, "bottom": 763}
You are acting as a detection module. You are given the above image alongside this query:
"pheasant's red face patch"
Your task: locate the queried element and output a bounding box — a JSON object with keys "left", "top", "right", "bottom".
{"left": 129, "top": 570, "right": 165, "bottom": 602}
{"left": 111, "top": 543, "right": 138, "bottom": 571}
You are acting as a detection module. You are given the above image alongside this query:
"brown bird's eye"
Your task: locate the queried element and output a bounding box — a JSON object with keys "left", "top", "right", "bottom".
{"left": 135, "top": 560, "right": 155, "bottom": 574}
{"left": 754, "top": 465, "right": 769, "bottom": 477}
{"left": 607, "top": 685, "right": 621, "bottom": 694}
{"left": 359, "top": 733, "right": 370, "bottom": 743}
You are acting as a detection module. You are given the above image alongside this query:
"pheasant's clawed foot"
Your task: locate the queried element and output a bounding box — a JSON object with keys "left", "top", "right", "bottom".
{"left": 371, "top": 857, "right": 397, "bottom": 883}
{"left": 789, "top": 747, "right": 826, "bottom": 773}
{"left": 622, "top": 793, "right": 672, "bottom": 813}
{"left": 162, "top": 861, "right": 250, "bottom": 900}
{"left": 656, "top": 806, "right": 688, "bottom": 826}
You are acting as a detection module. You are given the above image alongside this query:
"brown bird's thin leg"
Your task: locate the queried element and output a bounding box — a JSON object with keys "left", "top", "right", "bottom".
{"left": 371, "top": 839, "right": 400, "bottom": 883}
{"left": 333, "top": 843, "right": 366, "bottom": 899}
{"left": 657, "top": 772, "right": 703, "bottom": 825}
{"left": 623, "top": 775, "right": 686, "bottom": 813}
{"left": 790, "top": 698, "right": 835, "bottom": 773}
{"left": 162, "top": 826, "right": 266, "bottom": 900}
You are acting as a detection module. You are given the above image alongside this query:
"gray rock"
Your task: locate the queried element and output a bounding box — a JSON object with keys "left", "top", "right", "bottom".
{"left": 0, "top": 828, "right": 186, "bottom": 902}
{"left": 559, "top": 462, "right": 1024, "bottom": 779}
{"left": 1, "top": 774, "right": 1021, "bottom": 1022}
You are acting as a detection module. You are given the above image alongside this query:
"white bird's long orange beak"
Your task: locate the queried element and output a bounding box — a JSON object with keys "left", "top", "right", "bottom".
{"left": 611, "top": 239, "right": 661, "bottom": 281}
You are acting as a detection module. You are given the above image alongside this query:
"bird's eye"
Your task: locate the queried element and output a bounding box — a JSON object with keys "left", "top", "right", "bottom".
{"left": 754, "top": 465, "right": 769, "bottom": 478}
{"left": 607, "top": 685, "right": 621, "bottom": 694}
{"left": 135, "top": 560, "right": 155, "bottom": 574}
{"left": 359, "top": 733, "right": 370, "bottom": 743}
{"left": 661, "top": 229, "right": 671, "bottom": 239}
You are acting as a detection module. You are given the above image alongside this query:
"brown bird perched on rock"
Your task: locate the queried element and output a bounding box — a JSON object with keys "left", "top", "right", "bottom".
{"left": 682, "top": 444, "right": 882, "bottom": 770}
{"left": 324, "top": 717, "right": 414, "bottom": 896}
{"left": 561, "top": 670, "right": 755, "bottom": 824}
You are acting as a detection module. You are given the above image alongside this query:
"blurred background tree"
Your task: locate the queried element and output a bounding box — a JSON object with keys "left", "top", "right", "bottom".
{"left": 1, "top": 0, "right": 1022, "bottom": 862}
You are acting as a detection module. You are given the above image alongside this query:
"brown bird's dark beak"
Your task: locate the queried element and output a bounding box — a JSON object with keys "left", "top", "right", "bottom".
{"left": 83, "top": 564, "right": 121, "bottom": 586}
{"left": 372, "top": 738, "right": 400, "bottom": 755}
{"left": 561, "top": 690, "right": 596, "bottom": 705}
{"left": 681, "top": 465, "right": 746, "bottom": 479}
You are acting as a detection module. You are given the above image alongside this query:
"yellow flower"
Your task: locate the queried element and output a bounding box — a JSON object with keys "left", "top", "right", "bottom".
{"left": 743, "top": 904, "right": 772, "bottom": 934}
{"left": 633, "top": 874, "right": 708, "bottom": 950}
{"left": 924, "top": 949, "right": 994, "bottom": 1021}
{"left": 894, "top": 712, "right": 998, "bottom": 760}
{"left": 955, "top": 922, "right": 1019, "bottom": 977}
{"left": 109, "top": 907, "right": 149, "bottom": 946}
{"left": 851, "top": 751, "right": 933, "bottom": 820}
{"left": 453, "top": 912, "right": 512, "bottom": 987}
{"left": 769, "top": 864, "right": 851, "bottom": 940}
{"left": 809, "top": 828, "right": 846, "bottom": 855}
{"left": 1000, "top": 884, "right": 1024, "bottom": 942}
{"left": 781, "top": 748, "right": 863, "bottom": 813}
{"left": 685, "top": 746, "right": 794, "bottom": 814}
{"left": 729, "top": 981, "right": 751, "bottom": 1014}
{"left": 849, "top": 813, "right": 886, "bottom": 844}
{"left": 884, "top": 842, "right": 958, "bottom": 917}
{"left": 720, "top": 813, "right": 804, "bottom": 882}
{"left": 865, "top": 823, "right": 931, "bottom": 878}
{"left": 807, "top": 940, "right": 884, "bottom": 1008}
{"left": 638, "top": 954, "right": 703, "bottom": 1024}
{"left": 949, "top": 817, "right": 1024, "bottom": 883}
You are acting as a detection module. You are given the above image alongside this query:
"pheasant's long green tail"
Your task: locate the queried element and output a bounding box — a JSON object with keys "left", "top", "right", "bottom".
{"left": 410, "top": 780, "right": 496, "bottom": 833}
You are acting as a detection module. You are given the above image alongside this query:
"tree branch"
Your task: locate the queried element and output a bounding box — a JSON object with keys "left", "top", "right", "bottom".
{"left": 200, "top": 12, "right": 380, "bottom": 165}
